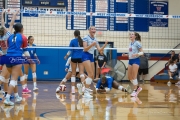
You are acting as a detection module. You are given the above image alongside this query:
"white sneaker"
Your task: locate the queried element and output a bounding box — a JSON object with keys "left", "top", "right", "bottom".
{"left": 15, "top": 96, "right": 22, "bottom": 103}
{"left": 33, "top": 87, "right": 38, "bottom": 91}
{"left": 170, "top": 77, "right": 173, "bottom": 79}
{"left": 175, "top": 81, "right": 180, "bottom": 85}
{"left": 56, "top": 87, "right": 60, "bottom": 93}
{"left": 167, "top": 81, "right": 171, "bottom": 85}
{"left": 77, "top": 83, "right": 83, "bottom": 95}
{"left": 83, "top": 91, "right": 93, "bottom": 98}
{"left": 86, "top": 88, "right": 93, "bottom": 92}
{"left": 4, "top": 99, "right": 14, "bottom": 106}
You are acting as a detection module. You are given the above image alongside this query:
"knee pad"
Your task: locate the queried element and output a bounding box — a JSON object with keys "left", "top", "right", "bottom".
{"left": 80, "top": 74, "right": 85, "bottom": 78}
{"left": 4, "top": 78, "right": 10, "bottom": 83}
{"left": 0, "top": 76, "right": 5, "bottom": 82}
{"left": 132, "top": 79, "right": 138, "bottom": 86}
{"left": 71, "top": 77, "right": 76, "bottom": 82}
{"left": 20, "top": 76, "right": 25, "bottom": 81}
{"left": 10, "top": 80, "right": 16, "bottom": 87}
{"left": 32, "top": 72, "right": 36, "bottom": 78}
{"left": 62, "top": 78, "right": 67, "bottom": 82}
{"left": 85, "top": 78, "right": 92, "bottom": 85}
{"left": 24, "top": 74, "right": 28, "bottom": 79}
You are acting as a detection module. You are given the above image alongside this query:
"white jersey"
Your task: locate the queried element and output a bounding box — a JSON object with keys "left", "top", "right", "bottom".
{"left": 0, "top": 31, "right": 11, "bottom": 55}
{"left": 83, "top": 35, "right": 99, "bottom": 54}
{"left": 128, "top": 40, "right": 142, "bottom": 59}
{"left": 66, "top": 57, "right": 79, "bottom": 72}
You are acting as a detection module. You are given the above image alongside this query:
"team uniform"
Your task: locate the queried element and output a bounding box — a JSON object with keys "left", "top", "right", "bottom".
{"left": 82, "top": 35, "right": 99, "bottom": 62}
{"left": 96, "top": 54, "right": 107, "bottom": 67}
{"left": 65, "top": 57, "right": 79, "bottom": 73}
{"left": 27, "top": 44, "right": 38, "bottom": 64}
{"left": 128, "top": 40, "right": 142, "bottom": 65}
{"left": 6, "top": 33, "right": 28, "bottom": 67}
{"left": 96, "top": 75, "right": 113, "bottom": 90}
{"left": 69, "top": 38, "right": 83, "bottom": 63}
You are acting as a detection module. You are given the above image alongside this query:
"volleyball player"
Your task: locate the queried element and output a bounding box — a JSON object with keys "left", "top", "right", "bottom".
{"left": 23, "top": 36, "right": 40, "bottom": 91}
{"left": 0, "top": 9, "right": 19, "bottom": 98}
{"left": 122, "top": 32, "right": 143, "bottom": 97}
{"left": 56, "top": 57, "right": 86, "bottom": 94}
{"left": 95, "top": 68, "right": 127, "bottom": 93}
{"left": 4, "top": 23, "right": 33, "bottom": 106}
{"left": 80, "top": 26, "right": 108, "bottom": 98}
{"left": 64, "top": 30, "right": 85, "bottom": 94}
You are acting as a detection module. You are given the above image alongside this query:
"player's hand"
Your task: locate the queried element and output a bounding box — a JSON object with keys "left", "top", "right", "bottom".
{"left": 14, "top": 9, "right": 20, "bottom": 15}
{"left": 101, "top": 66, "right": 104, "bottom": 69}
{"left": 2, "top": 8, "right": 5, "bottom": 14}
{"left": 97, "top": 65, "right": 100, "bottom": 68}
{"left": 105, "top": 40, "right": 108, "bottom": 44}
{"left": 132, "top": 54, "right": 138, "bottom": 58}
{"left": 37, "top": 59, "right": 40, "bottom": 64}
{"left": 122, "top": 53, "right": 126, "bottom": 57}
{"left": 92, "top": 41, "right": 96, "bottom": 46}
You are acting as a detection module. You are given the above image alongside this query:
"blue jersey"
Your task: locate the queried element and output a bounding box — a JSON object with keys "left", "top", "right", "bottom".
{"left": 28, "top": 44, "right": 36, "bottom": 59}
{"left": 96, "top": 75, "right": 113, "bottom": 90}
{"left": 128, "top": 40, "right": 142, "bottom": 59}
{"left": 7, "top": 33, "right": 28, "bottom": 56}
{"left": 69, "top": 38, "right": 83, "bottom": 59}
{"left": 83, "top": 35, "right": 99, "bottom": 54}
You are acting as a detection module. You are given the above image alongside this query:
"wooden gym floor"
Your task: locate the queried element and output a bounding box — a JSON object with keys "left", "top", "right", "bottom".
{"left": 0, "top": 81, "right": 180, "bottom": 120}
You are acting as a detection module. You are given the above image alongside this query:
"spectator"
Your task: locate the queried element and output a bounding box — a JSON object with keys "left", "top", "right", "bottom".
{"left": 138, "top": 54, "right": 149, "bottom": 82}
{"left": 168, "top": 51, "right": 178, "bottom": 65}
{"left": 95, "top": 50, "right": 107, "bottom": 79}
{"left": 168, "top": 60, "right": 177, "bottom": 82}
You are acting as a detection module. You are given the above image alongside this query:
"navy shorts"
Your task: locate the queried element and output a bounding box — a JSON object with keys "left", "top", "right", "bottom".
{"left": 6, "top": 64, "right": 21, "bottom": 68}
{"left": 0, "top": 55, "right": 6, "bottom": 65}
{"left": 82, "top": 52, "right": 94, "bottom": 62}
{"left": 129, "top": 58, "right": 140, "bottom": 66}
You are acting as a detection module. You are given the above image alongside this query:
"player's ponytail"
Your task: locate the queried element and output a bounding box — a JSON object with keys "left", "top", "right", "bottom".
{"left": 135, "top": 32, "right": 141, "bottom": 42}
{"left": 74, "top": 30, "right": 83, "bottom": 47}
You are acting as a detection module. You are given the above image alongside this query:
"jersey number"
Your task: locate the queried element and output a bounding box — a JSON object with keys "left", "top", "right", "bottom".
{"left": 12, "top": 36, "right": 17, "bottom": 43}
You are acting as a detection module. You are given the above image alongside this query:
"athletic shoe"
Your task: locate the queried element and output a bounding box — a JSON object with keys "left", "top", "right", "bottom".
{"left": 15, "top": 96, "right": 22, "bottom": 103}
{"left": 86, "top": 88, "right": 93, "bottom": 92}
{"left": 77, "top": 83, "right": 83, "bottom": 95}
{"left": 136, "top": 86, "right": 142, "bottom": 95}
{"left": 167, "top": 81, "right": 171, "bottom": 85}
{"left": 33, "top": 87, "right": 38, "bottom": 91}
{"left": 56, "top": 86, "right": 60, "bottom": 93}
{"left": 22, "top": 87, "right": 31, "bottom": 94}
{"left": 170, "top": 77, "right": 173, "bottom": 79}
{"left": 175, "top": 81, "right": 180, "bottom": 85}
{"left": 4, "top": 99, "right": 14, "bottom": 106}
{"left": 126, "top": 85, "right": 132, "bottom": 93}
{"left": 83, "top": 90, "right": 93, "bottom": 98}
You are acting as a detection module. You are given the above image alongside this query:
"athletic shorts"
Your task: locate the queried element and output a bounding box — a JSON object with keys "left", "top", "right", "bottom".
{"left": 129, "top": 58, "right": 140, "bottom": 66}
{"left": 82, "top": 52, "right": 94, "bottom": 62}
{"left": 6, "top": 64, "right": 21, "bottom": 68}
{"left": 138, "top": 68, "right": 148, "bottom": 75}
{"left": 0, "top": 55, "right": 6, "bottom": 65}
{"left": 71, "top": 58, "right": 82, "bottom": 63}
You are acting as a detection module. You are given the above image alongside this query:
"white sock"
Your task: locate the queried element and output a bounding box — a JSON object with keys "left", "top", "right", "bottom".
{"left": 22, "top": 84, "right": 26, "bottom": 89}
{"left": 14, "top": 93, "right": 19, "bottom": 98}
{"left": 33, "top": 93, "right": 37, "bottom": 99}
{"left": 6, "top": 94, "right": 10, "bottom": 99}
{"left": 34, "top": 82, "right": 37, "bottom": 87}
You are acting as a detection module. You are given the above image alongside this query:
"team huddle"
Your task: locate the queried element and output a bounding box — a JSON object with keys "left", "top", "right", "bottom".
{"left": 0, "top": 9, "right": 144, "bottom": 106}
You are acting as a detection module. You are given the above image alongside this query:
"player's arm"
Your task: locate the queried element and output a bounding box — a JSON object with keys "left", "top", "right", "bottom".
{"left": 34, "top": 53, "right": 40, "bottom": 64}
{"left": 83, "top": 37, "right": 96, "bottom": 51}
{"left": 65, "top": 57, "right": 71, "bottom": 72}
{"left": 96, "top": 40, "right": 108, "bottom": 52}
{"left": 64, "top": 40, "right": 73, "bottom": 59}
{"left": 101, "top": 55, "right": 107, "bottom": 68}
{"left": 8, "top": 9, "right": 20, "bottom": 33}
{"left": 1, "top": 9, "right": 5, "bottom": 27}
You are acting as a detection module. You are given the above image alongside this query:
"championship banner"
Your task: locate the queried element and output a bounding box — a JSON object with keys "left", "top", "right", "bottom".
{"left": 149, "top": 0, "right": 168, "bottom": 27}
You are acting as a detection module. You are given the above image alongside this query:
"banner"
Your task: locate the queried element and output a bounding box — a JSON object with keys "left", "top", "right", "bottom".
{"left": 149, "top": 0, "right": 168, "bottom": 27}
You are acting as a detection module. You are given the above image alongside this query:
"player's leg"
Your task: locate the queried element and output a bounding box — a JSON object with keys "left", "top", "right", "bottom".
{"left": 131, "top": 63, "right": 142, "bottom": 97}
{"left": 30, "top": 64, "right": 38, "bottom": 91}
{"left": 20, "top": 70, "right": 31, "bottom": 94}
{"left": 82, "top": 60, "right": 94, "bottom": 98}
{"left": 77, "top": 62, "right": 86, "bottom": 95}
{"left": 71, "top": 61, "right": 77, "bottom": 93}
{"left": 4, "top": 64, "right": 22, "bottom": 106}
{"left": 95, "top": 66, "right": 100, "bottom": 79}
{"left": 56, "top": 72, "right": 72, "bottom": 93}
{"left": 23, "top": 64, "right": 29, "bottom": 88}
{"left": 112, "top": 81, "right": 127, "bottom": 92}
